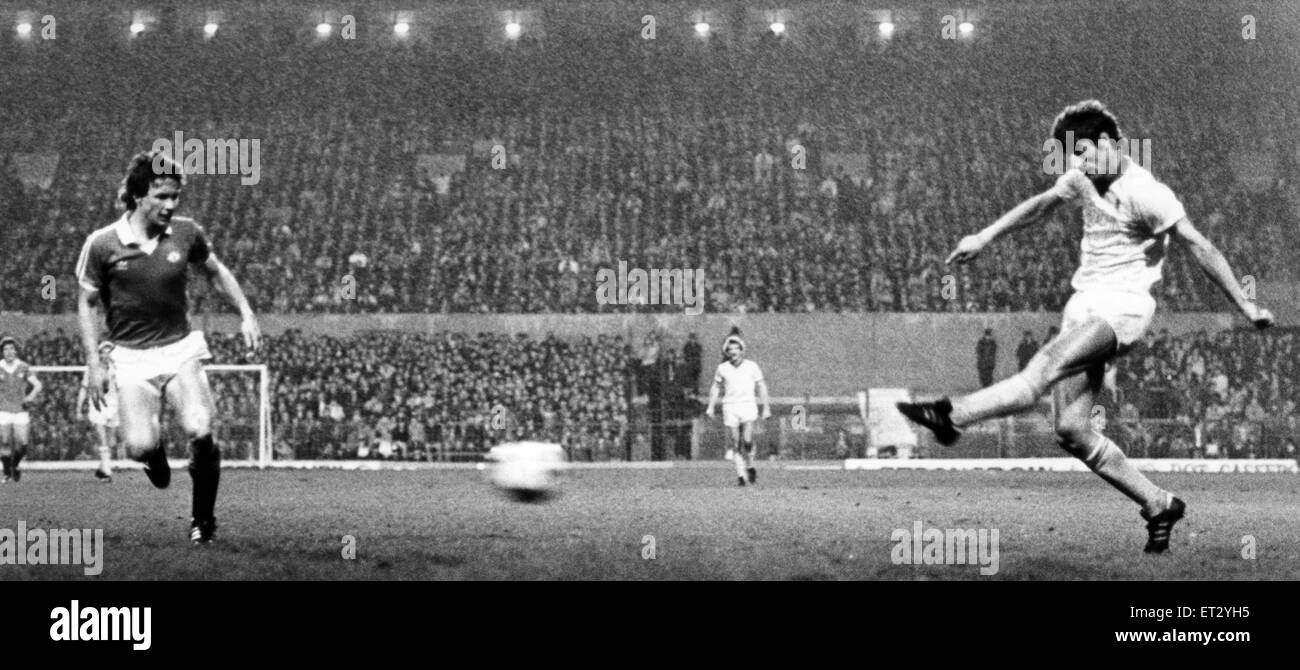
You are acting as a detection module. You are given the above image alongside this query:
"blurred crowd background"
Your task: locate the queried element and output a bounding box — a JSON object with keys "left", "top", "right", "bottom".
{"left": 2, "top": 2, "right": 1296, "bottom": 315}
{"left": 1114, "top": 327, "right": 1300, "bottom": 459}
{"left": 19, "top": 328, "right": 703, "bottom": 461}
{"left": 15, "top": 325, "right": 1300, "bottom": 461}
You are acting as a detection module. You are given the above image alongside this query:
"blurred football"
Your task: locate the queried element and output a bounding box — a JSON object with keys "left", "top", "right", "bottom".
{"left": 484, "top": 441, "right": 567, "bottom": 503}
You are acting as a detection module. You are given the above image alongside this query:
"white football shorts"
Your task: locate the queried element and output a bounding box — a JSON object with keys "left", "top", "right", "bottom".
{"left": 0, "top": 411, "right": 30, "bottom": 426}
{"left": 722, "top": 403, "right": 759, "bottom": 428}
{"left": 109, "top": 331, "right": 212, "bottom": 391}
{"left": 1061, "top": 290, "right": 1156, "bottom": 354}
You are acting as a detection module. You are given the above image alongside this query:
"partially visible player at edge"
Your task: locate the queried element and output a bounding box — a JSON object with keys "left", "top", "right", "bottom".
{"left": 76, "top": 150, "right": 262, "bottom": 544}
{"left": 77, "top": 341, "right": 121, "bottom": 482}
{"left": 706, "top": 329, "right": 771, "bottom": 486}
{"left": 0, "top": 336, "right": 43, "bottom": 482}
{"left": 897, "top": 100, "right": 1274, "bottom": 554}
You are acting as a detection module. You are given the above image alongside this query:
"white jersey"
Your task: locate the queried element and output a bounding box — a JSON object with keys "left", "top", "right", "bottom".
{"left": 714, "top": 359, "right": 764, "bottom": 406}
{"left": 1050, "top": 161, "right": 1187, "bottom": 295}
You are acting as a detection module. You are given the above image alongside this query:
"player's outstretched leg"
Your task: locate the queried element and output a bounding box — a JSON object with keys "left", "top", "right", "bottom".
{"left": 1055, "top": 366, "right": 1184, "bottom": 554}
{"left": 897, "top": 369, "right": 1050, "bottom": 445}
{"left": 119, "top": 383, "right": 169, "bottom": 489}
{"left": 898, "top": 319, "right": 1116, "bottom": 445}
{"left": 895, "top": 397, "right": 962, "bottom": 445}
{"left": 167, "top": 361, "right": 220, "bottom": 544}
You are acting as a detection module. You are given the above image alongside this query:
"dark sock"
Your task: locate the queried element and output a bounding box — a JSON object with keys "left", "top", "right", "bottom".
{"left": 188, "top": 435, "right": 221, "bottom": 522}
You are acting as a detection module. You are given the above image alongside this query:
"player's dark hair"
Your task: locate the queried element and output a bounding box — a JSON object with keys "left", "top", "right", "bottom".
{"left": 119, "top": 150, "right": 185, "bottom": 210}
{"left": 0, "top": 336, "right": 17, "bottom": 355}
{"left": 1051, "top": 100, "right": 1122, "bottom": 149}
{"left": 721, "top": 326, "right": 745, "bottom": 362}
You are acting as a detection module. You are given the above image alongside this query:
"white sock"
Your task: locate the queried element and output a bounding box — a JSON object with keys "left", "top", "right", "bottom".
{"left": 950, "top": 375, "right": 1043, "bottom": 426}
{"left": 1083, "top": 436, "right": 1167, "bottom": 516}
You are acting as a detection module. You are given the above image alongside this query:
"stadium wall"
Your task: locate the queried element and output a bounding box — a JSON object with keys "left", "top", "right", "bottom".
{"left": 2, "top": 311, "right": 1252, "bottom": 396}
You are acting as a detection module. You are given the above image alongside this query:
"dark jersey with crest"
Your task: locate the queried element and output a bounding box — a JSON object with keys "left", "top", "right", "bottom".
{"left": 76, "top": 215, "right": 212, "bottom": 348}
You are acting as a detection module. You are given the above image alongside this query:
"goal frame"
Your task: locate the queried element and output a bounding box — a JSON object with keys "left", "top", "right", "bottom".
{"left": 27, "top": 364, "right": 272, "bottom": 468}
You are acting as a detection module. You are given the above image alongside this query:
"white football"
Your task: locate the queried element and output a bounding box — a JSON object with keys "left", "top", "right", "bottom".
{"left": 485, "top": 441, "right": 567, "bottom": 502}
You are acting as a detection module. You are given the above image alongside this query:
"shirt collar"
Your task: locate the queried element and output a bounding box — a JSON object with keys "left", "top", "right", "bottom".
{"left": 114, "top": 214, "right": 173, "bottom": 247}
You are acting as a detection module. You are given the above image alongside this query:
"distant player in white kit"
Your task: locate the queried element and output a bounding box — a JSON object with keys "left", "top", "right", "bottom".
{"left": 0, "top": 336, "right": 43, "bottom": 482}
{"left": 898, "top": 100, "right": 1274, "bottom": 553}
{"left": 706, "top": 330, "right": 771, "bottom": 486}
{"left": 77, "top": 341, "right": 120, "bottom": 482}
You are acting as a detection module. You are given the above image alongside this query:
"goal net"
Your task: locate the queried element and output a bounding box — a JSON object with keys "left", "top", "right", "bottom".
{"left": 24, "top": 364, "right": 271, "bottom": 469}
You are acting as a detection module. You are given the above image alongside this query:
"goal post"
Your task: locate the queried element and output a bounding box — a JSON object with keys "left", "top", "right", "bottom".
{"left": 24, "top": 364, "right": 271, "bottom": 469}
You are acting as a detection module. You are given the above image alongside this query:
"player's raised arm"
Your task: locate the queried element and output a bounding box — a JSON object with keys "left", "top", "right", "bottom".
{"left": 76, "top": 285, "right": 107, "bottom": 411}
{"left": 947, "top": 176, "right": 1073, "bottom": 265}
{"left": 201, "top": 253, "right": 262, "bottom": 351}
{"left": 1169, "top": 217, "right": 1275, "bottom": 329}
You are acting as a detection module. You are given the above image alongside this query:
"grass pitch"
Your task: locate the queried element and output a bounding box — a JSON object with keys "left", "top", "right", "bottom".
{"left": 2, "top": 466, "right": 1297, "bottom": 580}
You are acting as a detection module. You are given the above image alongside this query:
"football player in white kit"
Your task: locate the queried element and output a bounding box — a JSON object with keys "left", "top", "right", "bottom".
{"left": 898, "top": 100, "right": 1274, "bottom": 554}
{"left": 78, "top": 341, "right": 120, "bottom": 482}
{"left": 706, "top": 332, "right": 771, "bottom": 486}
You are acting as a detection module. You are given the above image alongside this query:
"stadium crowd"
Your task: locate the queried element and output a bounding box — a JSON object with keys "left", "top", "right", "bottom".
{"left": 3, "top": 4, "right": 1297, "bottom": 461}
{"left": 20, "top": 322, "right": 1300, "bottom": 462}
{"left": 1116, "top": 328, "right": 1300, "bottom": 459}
{"left": 1, "top": 9, "right": 1296, "bottom": 316}
{"left": 15, "top": 329, "right": 699, "bottom": 462}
